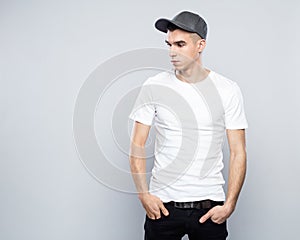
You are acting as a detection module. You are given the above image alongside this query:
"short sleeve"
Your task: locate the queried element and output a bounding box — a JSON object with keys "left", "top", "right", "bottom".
{"left": 224, "top": 83, "right": 248, "bottom": 129}
{"left": 128, "top": 82, "right": 156, "bottom": 126}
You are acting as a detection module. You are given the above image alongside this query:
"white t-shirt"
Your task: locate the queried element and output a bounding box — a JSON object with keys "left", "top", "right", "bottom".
{"left": 128, "top": 70, "right": 248, "bottom": 202}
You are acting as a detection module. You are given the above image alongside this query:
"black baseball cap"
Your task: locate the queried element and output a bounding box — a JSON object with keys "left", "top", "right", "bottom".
{"left": 154, "top": 11, "right": 208, "bottom": 39}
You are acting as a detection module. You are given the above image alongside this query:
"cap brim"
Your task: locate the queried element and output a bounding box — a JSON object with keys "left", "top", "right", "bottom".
{"left": 155, "top": 18, "right": 197, "bottom": 34}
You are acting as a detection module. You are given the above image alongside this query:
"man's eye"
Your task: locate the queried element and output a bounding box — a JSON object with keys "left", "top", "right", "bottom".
{"left": 177, "top": 43, "right": 185, "bottom": 47}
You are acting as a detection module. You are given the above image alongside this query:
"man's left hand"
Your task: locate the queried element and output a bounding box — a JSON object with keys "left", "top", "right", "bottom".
{"left": 199, "top": 204, "right": 234, "bottom": 224}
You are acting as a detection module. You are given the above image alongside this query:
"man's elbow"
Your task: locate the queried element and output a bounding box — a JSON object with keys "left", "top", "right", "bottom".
{"left": 230, "top": 149, "right": 247, "bottom": 162}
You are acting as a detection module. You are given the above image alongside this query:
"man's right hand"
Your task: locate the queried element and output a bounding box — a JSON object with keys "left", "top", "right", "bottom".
{"left": 139, "top": 193, "right": 169, "bottom": 220}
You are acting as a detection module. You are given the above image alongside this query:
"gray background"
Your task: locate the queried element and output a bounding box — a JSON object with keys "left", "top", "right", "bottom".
{"left": 1, "top": 0, "right": 299, "bottom": 239}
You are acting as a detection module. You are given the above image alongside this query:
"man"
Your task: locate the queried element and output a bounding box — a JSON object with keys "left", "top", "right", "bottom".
{"left": 129, "top": 11, "right": 248, "bottom": 240}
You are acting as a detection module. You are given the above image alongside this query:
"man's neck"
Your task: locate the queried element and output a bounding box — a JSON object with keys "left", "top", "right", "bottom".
{"left": 175, "top": 62, "right": 210, "bottom": 84}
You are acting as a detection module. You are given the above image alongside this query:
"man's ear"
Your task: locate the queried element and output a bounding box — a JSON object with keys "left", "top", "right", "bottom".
{"left": 198, "top": 39, "right": 206, "bottom": 53}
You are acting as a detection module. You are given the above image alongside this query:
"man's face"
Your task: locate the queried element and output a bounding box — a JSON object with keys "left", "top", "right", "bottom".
{"left": 165, "top": 29, "right": 204, "bottom": 71}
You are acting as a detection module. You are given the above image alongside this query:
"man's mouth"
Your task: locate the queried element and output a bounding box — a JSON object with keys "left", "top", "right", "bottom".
{"left": 171, "top": 60, "right": 180, "bottom": 64}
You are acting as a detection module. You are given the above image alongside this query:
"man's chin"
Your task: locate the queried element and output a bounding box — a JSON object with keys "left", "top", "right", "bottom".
{"left": 174, "top": 66, "right": 185, "bottom": 71}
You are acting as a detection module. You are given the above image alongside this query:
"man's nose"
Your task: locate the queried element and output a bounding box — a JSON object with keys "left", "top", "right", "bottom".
{"left": 169, "top": 47, "right": 177, "bottom": 58}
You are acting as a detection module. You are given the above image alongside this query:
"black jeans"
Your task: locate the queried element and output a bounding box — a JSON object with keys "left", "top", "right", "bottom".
{"left": 144, "top": 202, "right": 228, "bottom": 240}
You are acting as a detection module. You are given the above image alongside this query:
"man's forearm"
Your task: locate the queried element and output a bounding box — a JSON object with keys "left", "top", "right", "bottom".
{"left": 129, "top": 145, "right": 169, "bottom": 219}
{"left": 225, "top": 151, "right": 247, "bottom": 210}
{"left": 129, "top": 145, "right": 149, "bottom": 196}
